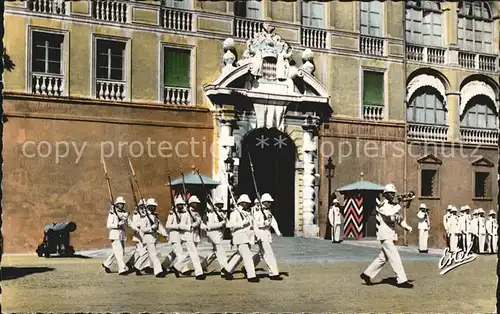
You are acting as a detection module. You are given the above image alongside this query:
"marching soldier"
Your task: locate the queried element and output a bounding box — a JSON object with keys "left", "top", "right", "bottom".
{"left": 448, "top": 206, "right": 460, "bottom": 252}
{"left": 137, "top": 198, "right": 167, "bottom": 277}
{"left": 126, "top": 199, "right": 150, "bottom": 275}
{"left": 328, "top": 199, "right": 343, "bottom": 243}
{"left": 486, "top": 210, "right": 498, "bottom": 253}
{"left": 225, "top": 194, "right": 259, "bottom": 283}
{"left": 360, "top": 184, "right": 413, "bottom": 288}
{"left": 162, "top": 196, "right": 185, "bottom": 275}
{"left": 458, "top": 205, "right": 471, "bottom": 250}
{"left": 251, "top": 193, "right": 283, "bottom": 280}
{"left": 443, "top": 205, "right": 452, "bottom": 248}
{"left": 477, "top": 208, "right": 487, "bottom": 253}
{"left": 200, "top": 197, "right": 232, "bottom": 279}
{"left": 172, "top": 195, "right": 206, "bottom": 280}
{"left": 416, "top": 204, "right": 430, "bottom": 253}
{"left": 470, "top": 209, "right": 479, "bottom": 253}
{"left": 102, "top": 196, "right": 130, "bottom": 275}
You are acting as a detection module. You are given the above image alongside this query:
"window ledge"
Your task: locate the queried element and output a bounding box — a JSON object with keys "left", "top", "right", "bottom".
{"left": 472, "top": 197, "right": 493, "bottom": 201}
{"left": 418, "top": 196, "right": 440, "bottom": 200}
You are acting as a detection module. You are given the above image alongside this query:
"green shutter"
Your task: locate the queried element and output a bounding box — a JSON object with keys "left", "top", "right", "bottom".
{"left": 164, "top": 48, "right": 190, "bottom": 88}
{"left": 363, "top": 72, "right": 384, "bottom": 106}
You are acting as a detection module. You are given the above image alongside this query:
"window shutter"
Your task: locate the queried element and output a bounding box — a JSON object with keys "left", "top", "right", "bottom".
{"left": 363, "top": 72, "right": 384, "bottom": 107}
{"left": 164, "top": 48, "right": 190, "bottom": 88}
{"left": 245, "top": 0, "right": 261, "bottom": 19}
{"left": 310, "top": 2, "right": 324, "bottom": 28}
{"left": 368, "top": 1, "right": 382, "bottom": 36}
{"left": 301, "top": 1, "right": 310, "bottom": 26}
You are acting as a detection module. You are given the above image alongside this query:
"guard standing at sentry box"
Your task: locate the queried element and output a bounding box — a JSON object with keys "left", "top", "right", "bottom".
{"left": 328, "top": 198, "right": 343, "bottom": 243}
{"left": 360, "top": 184, "right": 413, "bottom": 289}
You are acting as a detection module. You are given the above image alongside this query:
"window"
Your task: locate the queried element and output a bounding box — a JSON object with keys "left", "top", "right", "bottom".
{"left": 360, "top": 1, "right": 382, "bottom": 37}
{"left": 362, "top": 71, "right": 384, "bottom": 107}
{"left": 164, "top": 47, "right": 190, "bottom": 88}
{"left": 163, "top": 0, "right": 189, "bottom": 9}
{"left": 32, "top": 31, "right": 64, "bottom": 74}
{"left": 420, "top": 169, "right": 438, "bottom": 197}
{"left": 474, "top": 171, "right": 491, "bottom": 198}
{"left": 302, "top": 1, "right": 324, "bottom": 28}
{"left": 96, "top": 39, "right": 126, "bottom": 81}
{"left": 460, "top": 96, "right": 497, "bottom": 129}
{"left": 234, "top": 0, "right": 261, "bottom": 19}
{"left": 457, "top": 1, "right": 493, "bottom": 53}
{"left": 405, "top": 1, "right": 442, "bottom": 46}
{"left": 407, "top": 87, "right": 446, "bottom": 124}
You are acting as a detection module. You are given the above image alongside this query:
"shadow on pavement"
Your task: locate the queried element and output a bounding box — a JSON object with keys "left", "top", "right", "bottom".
{"left": 371, "top": 277, "right": 415, "bottom": 287}
{"left": 2, "top": 266, "right": 55, "bottom": 281}
{"left": 47, "top": 254, "right": 92, "bottom": 259}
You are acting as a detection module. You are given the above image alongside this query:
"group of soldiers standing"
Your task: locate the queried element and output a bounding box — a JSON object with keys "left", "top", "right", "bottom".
{"left": 101, "top": 192, "right": 284, "bottom": 282}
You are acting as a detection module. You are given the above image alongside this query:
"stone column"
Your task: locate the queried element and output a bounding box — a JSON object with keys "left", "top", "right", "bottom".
{"left": 446, "top": 92, "right": 461, "bottom": 142}
{"left": 215, "top": 115, "right": 235, "bottom": 209}
{"left": 302, "top": 120, "right": 319, "bottom": 238}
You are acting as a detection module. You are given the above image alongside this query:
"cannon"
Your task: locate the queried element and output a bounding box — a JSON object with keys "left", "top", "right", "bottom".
{"left": 36, "top": 221, "right": 77, "bottom": 258}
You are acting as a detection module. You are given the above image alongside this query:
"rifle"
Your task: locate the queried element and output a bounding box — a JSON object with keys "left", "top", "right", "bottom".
{"left": 196, "top": 168, "right": 224, "bottom": 222}
{"left": 102, "top": 158, "right": 122, "bottom": 220}
{"left": 166, "top": 169, "right": 181, "bottom": 223}
{"left": 221, "top": 168, "right": 246, "bottom": 221}
{"left": 127, "top": 157, "right": 155, "bottom": 226}
{"left": 180, "top": 166, "right": 196, "bottom": 222}
{"left": 247, "top": 152, "right": 269, "bottom": 220}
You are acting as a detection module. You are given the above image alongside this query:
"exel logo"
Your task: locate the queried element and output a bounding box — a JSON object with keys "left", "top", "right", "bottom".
{"left": 438, "top": 243, "right": 477, "bottom": 275}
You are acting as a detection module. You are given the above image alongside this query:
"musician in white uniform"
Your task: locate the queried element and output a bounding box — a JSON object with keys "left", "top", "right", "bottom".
{"left": 470, "top": 209, "right": 479, "bottom": 253}
{"left": 448, "top": 206, "right": 460, "bottom": 252}
{"left": 443, "top": 205, "right": 452, "bottom": 248}
{"left": 417, "top": 203, "right": 430, "bottom": 253}
{"left": 486, "top": 210, "right": 498, "bottom": 253}
{"left": 162, "top": 196, "right": 185, "bottom": 275}
{"left": 102, "top": 196, "right": 130, "bottom": 275}
{"left": 126, "top": 199, "right": 150, "bottom": 275}
{"left": 328, "top": 199, "right": 343, "bottom": 243}
{"left": 360, "top": 184, "right": 413, "bottom": 288}
{"left": 477, "top": 208, "right": 487, "bottom": 253}
{"left": 458, "top": 205, "right": 471, "bottom": 250}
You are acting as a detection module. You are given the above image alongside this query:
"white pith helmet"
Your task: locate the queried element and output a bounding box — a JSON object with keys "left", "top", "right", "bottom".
{"left": 174, "top": 195, "right": 185, "bottom": 206}
{"left": 261, "top": 193, "right": 274, "bottom": 202}
{"left": 138, "top": 199, "right": 146, "bottom": 206}
{"left": 450, "top": 206, "right": 457, "bottom": 212}
{"left": 213, "top": 198, "right": 224, "bottom": 205}
{"left": 188, "top": 195, "right": 201, "bottom": 204}
{"left": 333, "top": 199, "right": 340, "bottom": 204}
{"left": 464, "top": 205, "right": 471, "bottom": 210}
{"left": 237, "top": 194, "right": 251, "bottom": 204}
{"left": 489, "top": 210, "right": 496, "bottom": 216}
{"left": 419, "top": 203, "right": 427, "bottom": 209}
{"left": 446, "top": 205, "right": 453, "bottom": 210}
{"left": 146, "top": 198, "right": 158, "bottom": 207}
{"left": 473, "top": 209, "right": 478, "bottom": 215}
{"left": 383, "top": 184, "right": 397, "bottom": 194}
{"left": 115, "top": 196, "right": 126, "bottom": 204}
{"left": 478, "top": 208, "right": 485, "bottom": 214}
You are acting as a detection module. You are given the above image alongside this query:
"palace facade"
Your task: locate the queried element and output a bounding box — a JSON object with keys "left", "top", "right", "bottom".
{"left": 3, "top": 0, "right": 499, "bottom": 252}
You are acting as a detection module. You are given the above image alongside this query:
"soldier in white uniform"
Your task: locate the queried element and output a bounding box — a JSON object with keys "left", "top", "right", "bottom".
{"left": 172, "top": 195, "right": 206, "bottom": 280}
{"left": 200, "top": 197, "right": 232, "bottom": 279}
{"left": 443, "top": 205, "right": 452, "bottom": 248}
{"left": 360, "top": 184, "right": 413, "bottom": 288}
{"left": 458, "top": 205, "right": 472, "bottom": 250}
{"left": 328, "top": 199, "right": 343, "bottom": 243}
{"left": 126, "top": 199, "right": 150, "bottom": 275}
{"left": 477, "top": 208, "right": 487, "bottom": 253}
{"left": 448, "top": 206, "right": 460, "bottom": 252}
{"left": 470, "top": 209, "right": 479, "bottom": 253}
{"left": 225, "top": 194, "right": 259, "bottom": 282}
{"left": 162, "top": 196, "right": 185, "bottom": 275}
{"left": 102, "top": 196, "right": 130, "bottom": 275}
{"left": 417, "top": 203, "right": 430, "bottom": 253}
{"left": 486, "top": 210, "right": 498, "bottom": 253}
{"left": 137, "top": 198, "right": 168, "bottom": 277}
{"left": 250, "top": 193, "right": 283, "bottom": 280}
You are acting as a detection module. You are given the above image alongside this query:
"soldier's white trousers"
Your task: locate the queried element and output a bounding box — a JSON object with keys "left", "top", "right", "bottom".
{"left": 479, "top": 234, "right": 486, "bottom": 253}
{"left": 174, "top": 241, "right": 203, "bottom": 276}
{"left": 226, "top": 243, "right": 257, "bottom": 279}
{"left": 252, "top": 240, "right": 279, "bottom": 276}
{"left": 144, "top": 242, "right": 163, "bottom": 275}
{"left": 463, "top": 233, "right": 473, "bottom": 250}
{"left": 449, "top": 234, "right": 459, "bottom": 252}
{"left": 162, "top": 242, "right": 183, "bottom": 269}
{"left": 203, "top": 243, "right": 229, "bottom": 271}
{"left": 364, "top": 239, "right": 408, "bottom": 284}
{"left": 488, "top": 235, "right": 498, "bottom": 253}
{"left": 333, "top": 225, "right": 342, "bottom": 242}
{"left": 418, "top": 229, "right": 428, "bottom": 251}
{"left": 103, "top": 240, "right": 128, "bottom": 273}
{"left": 127, "top": 242, "right": 149, "bottom": 270}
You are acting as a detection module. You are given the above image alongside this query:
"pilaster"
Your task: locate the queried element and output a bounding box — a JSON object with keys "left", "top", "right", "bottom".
{"left": 446, "top": 92, "right": 461, "bottom": 142}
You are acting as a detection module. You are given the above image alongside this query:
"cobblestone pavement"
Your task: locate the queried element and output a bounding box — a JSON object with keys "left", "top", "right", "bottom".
{"left": 3, "top": 237, "right": 495, "bottom": 313}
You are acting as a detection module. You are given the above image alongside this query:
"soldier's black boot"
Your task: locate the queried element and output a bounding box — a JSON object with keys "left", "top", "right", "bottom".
{"left": 170, "top": 267, "right": 181, "bottom": 278}
{"left": 269, "top": 275, "right": 283, "bottom": 281}
{"left": 397, "top": 281, "right": 414, "bottom": 289}
{"left": 155, "top": 271, "right": 166, "bottom": 278}
{"left": 360, "top": 273, "right": 372, "bottom": 285}
{"left": 102, "top": 264, "right": 111, "bottom": 273}
{"left": 126, "top": 261, "right": 133, "bottom": 269}
{"left": 247, "top": 277, "right": 260, "bottom": 283}
{"left": 134, "top": 267, "right": 142, "bottom": 276}
{"left": 196, "top": 274, "right": 206, "bottom": 280}
{"left": 221, "top": 268, "right": 233, "bottom": 279}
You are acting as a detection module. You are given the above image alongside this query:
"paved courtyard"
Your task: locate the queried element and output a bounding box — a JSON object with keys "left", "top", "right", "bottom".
{"left": 2, "top": 237, "right": 497, "bottom": 312}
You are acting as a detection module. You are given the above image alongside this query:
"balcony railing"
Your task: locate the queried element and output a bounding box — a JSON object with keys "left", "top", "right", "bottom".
{"left": 301, "top": 26, "right": 327, "bottom": 49}
{"left": 406, "top": 45, "right": 445, "bottom": 64}
{"left": 459, "top": 51, "right": 497, "bottom": 72}
{"left": 359, "top": 35, "right": 384, "bottom": 56}
{"left": 164, "top": 86, "right": 191, "bottom": 105}
{"left": 27, "top": 0, "right": 66, "bottom": 15}
{"left": 31, "top": 73, "right": 65, "bottom": 96}
{"left": 91, "top": 0, "right": 128, "bottom": 23}
{"left": 234, "top": 17, "right": 263, "bottom": 40}
{"left": 460, "top": 127, "right": 498, "bottom": 146}
{"left": 362, "top": 105, "right": 384, "bottom": 121}
{"left": 160, "top": 7, "right": 193, "bottom": 32}
{"left": 407, "top": 123, "right": 448, "bottom": 142}
{"left": 96, "top": 79, "right": 127, "bottom": 101}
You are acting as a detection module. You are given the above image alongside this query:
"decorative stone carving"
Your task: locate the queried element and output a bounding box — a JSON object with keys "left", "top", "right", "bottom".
{"left": 301, "top": 49, "right": 315, "bottom": 76}
{"left": 221, "top": 38, "right": 237, "bottom": 76}
{"left": 301, "top": 116, "right": 319, "bottom": 237}
{"left": 406, "top": 74, "right": 447, "bottom": 105}
{"left": 459, "top": 80, "right": 498, "bottom": 115}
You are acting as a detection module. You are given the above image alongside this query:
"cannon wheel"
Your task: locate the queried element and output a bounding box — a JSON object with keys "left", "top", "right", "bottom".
{"left": 62, "top": 246, "right": 75, "bottom": 257}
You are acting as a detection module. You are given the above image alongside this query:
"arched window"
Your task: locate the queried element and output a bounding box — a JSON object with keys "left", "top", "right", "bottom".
{"left": 406, "top": 1, "right": 443, "bottom": 46}
{"left": 460, "top": 95, "right": 497, "bottom": 129}
{"left": 407, "top": 87, "right": 446, "bottom": 124}
{"left": 457, "top": 1, "right": 493, "bottom": 53}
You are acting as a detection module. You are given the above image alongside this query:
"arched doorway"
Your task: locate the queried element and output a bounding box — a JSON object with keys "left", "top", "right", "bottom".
{"left": 236, "top": 128, "right": 296, "bottom": 236}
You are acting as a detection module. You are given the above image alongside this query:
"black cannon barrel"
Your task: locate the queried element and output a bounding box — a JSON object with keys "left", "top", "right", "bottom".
{"left": 44, "top": 221, "right": 77, "bottom": 233}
